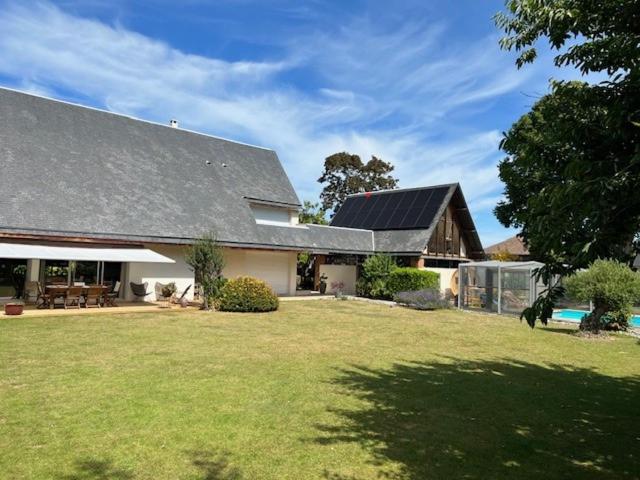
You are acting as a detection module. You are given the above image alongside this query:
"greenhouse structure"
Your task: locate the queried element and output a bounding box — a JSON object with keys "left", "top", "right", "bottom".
{"left": 458, "top": 260, "right": 546, "bottom": 315}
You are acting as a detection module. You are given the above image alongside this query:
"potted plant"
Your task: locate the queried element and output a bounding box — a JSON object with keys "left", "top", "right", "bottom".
{"left": 4, "top": 302, "right": 24, "bottom": 315}
{"left": 331, "top": 281, "right": 345, "bottom": 299}
{"left": 319, "top": 273, "right": 328, "bottom": 294}
{"left": 161, "top": 282, "right": 177, "bottom": 308}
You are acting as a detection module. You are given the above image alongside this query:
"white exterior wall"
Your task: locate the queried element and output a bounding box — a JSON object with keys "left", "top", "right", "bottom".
{"left": 421, "top": 267, "right": 457, "bottom": 295}
{"left": 125, "top": 244, "right": 195, "bottom": 301}
{"left": 319, "top": 264, "right": 357, "bottom": 295}
{"left": 125, "top": 245, "right": 299, "bottom": 300}
{"left": 250, "top": 205, "right": 292, "bottom": 226}
{"left": 223, "top": 248, "right": 297, "bottom": 296}
{"left": 26, "top": 259, "right": 40, "bottom": 282}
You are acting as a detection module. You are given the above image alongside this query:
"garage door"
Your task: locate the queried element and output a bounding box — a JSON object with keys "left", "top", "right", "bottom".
{"left": 245, "top": 251, "right": 290, "bottom": 295}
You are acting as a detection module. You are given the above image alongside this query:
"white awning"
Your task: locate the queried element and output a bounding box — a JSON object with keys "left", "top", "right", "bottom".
{"left": 0, "top": 243, "right": 175, "bottom": 263}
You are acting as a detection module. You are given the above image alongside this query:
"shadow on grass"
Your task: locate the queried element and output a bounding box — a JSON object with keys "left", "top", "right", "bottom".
{"left": 57, "top": 458, "right": 133, "bottom": 480}
{"left": 188, "top": 450, "right": 243, "bottom": 480}
{"left": 315, "top": 358, "right": 640, "bottom": 480}
{"left": 540, "top": 326, "right": 579, "bottom": 336}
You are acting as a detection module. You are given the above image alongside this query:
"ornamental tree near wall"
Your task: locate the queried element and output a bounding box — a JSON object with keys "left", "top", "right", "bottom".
{"left": 185, "top": 231, "right": 226, "bottom": 310}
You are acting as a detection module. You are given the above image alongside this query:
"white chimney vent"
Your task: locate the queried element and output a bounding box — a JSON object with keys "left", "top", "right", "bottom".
{"left": 169, "top": 119, "right": 179, "bottom": 128}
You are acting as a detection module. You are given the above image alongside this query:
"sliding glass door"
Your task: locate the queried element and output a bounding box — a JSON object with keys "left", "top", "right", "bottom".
{"left": 102, "top": 262, "right": 122, "bottom": 289}
{"left": 40, "top": 261, "right": 122, "bottom": 288}
{"left": 0, "top": 259, "right": 27, "bottom": 298}
{"left": 75, "top": 261, "right": 98, "bottom": 285}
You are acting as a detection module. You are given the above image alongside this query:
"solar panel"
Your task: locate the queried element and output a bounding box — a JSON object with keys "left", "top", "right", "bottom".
{"left": 330, "top": 185, "right": 453, "bottom": 231}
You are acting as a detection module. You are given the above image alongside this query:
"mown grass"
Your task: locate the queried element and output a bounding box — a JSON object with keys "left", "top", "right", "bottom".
{"left": 1, "top": 300, "right": 639, "bottom": 479}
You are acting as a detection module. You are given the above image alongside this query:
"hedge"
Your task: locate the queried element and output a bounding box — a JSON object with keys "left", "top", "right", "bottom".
{"left": 218, "top": 276, "right": 279, "bottom": 312}
{"left": 386, "top": 268, "right": 440, "bottom": 296}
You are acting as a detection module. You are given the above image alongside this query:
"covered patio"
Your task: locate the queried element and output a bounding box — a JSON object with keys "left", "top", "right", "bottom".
{"left": 0, "top": 242, "right": 175, "bottom": 310}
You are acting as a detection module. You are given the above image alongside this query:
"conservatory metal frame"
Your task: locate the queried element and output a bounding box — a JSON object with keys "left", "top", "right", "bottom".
{"left": 457, "top": 260, "right": 545, "bottom": 315}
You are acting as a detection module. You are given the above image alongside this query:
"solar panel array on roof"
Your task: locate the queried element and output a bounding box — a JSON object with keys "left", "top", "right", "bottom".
{"left": 331, "top": 186, "right": 451, "bottom": 230}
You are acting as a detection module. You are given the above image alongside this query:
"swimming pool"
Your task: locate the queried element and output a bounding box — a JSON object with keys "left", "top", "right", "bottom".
{"left": 553, "top": 309, "right": 640, "bottom": 328}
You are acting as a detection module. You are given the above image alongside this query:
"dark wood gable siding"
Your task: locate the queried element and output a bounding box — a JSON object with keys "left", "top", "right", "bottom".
{"left": 425, "top": 204, "right": 470, "bottom": 258}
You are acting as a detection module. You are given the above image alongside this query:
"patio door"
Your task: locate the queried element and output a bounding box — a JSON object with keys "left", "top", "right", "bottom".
{"left": 102, "top": 262, "right": 122, "bottom": 293}
{"left": 75, "top": 261, "right": 98, "bottom": 285}
{"left": 0, "top": 258, "right": 27, "bottom": 299}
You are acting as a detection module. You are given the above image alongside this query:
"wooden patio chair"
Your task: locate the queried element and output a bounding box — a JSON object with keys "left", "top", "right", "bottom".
{"left": 84, "top": 286, "right": 103, "bottom": 308}
{"left": 130, "top": 282, "right": 151, "bottom": 301}
{"left": 64, "top": 286, "right": 83, "bottom": 309}
{"left": 49, "top": 286, "right": 68, "bottom": 309}
{"left": 35, "top": 282, "right": 52, "bottom": 309}
{"left": 105, "top": 281, "right": 121, "bottom": 307}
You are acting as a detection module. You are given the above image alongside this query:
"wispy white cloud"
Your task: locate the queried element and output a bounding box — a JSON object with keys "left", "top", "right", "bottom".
{"left": 0, "top": 1, "right": 553, "bottom": 246}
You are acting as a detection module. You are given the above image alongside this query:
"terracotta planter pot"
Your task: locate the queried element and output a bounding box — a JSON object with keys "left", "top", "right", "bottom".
{"left": 4, "top": 303, "right": 24, "bottom": 316}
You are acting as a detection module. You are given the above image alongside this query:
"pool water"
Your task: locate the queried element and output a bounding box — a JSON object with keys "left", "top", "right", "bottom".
{"left": 553, "top": 309, "right": 640, "bottom": 328}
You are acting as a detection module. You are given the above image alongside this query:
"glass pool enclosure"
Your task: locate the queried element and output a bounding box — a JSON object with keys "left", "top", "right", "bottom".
{"left": 458, "top": 261, "right": 546, "bottom": 315}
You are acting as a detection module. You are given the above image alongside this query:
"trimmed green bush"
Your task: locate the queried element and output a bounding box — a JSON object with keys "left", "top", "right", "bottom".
{"left": 218, "top": 276, "right": 279, "bottom": 312}
{"left": 386, "top": 268, "right": 440, "bottom": 296}
{"left": 358, "top": 254, "right": 398, "bottom": 299}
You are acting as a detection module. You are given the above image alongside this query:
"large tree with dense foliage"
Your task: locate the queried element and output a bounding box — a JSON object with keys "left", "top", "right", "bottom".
{"left": 494, "top": 0, "right": 640, "bottom": 329}
{"left": 318, "top": 152, "right": 398, "bottom": 214}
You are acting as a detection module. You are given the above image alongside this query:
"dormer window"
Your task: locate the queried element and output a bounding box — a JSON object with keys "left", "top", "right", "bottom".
{"left": 246, "top": 197, "right": 300, "bottom": 227}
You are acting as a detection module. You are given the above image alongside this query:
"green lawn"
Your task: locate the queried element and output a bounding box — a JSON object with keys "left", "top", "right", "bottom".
{"left": 1, "top": 301, "right": 639, "bottom": 480}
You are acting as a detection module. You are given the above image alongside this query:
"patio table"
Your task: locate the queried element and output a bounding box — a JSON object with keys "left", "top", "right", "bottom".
{"left": 45, "top": 285, "right": 110, "bottom": 309}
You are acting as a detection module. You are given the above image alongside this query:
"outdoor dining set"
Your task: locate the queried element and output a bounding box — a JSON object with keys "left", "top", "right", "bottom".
{"left": 25, "top": 281, "right": 121, "bottom": 309}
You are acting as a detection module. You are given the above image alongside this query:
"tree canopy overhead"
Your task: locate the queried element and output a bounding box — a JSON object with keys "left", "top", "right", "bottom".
{"left": 318, "top": 152, "right": 398, "bottom": 214}
{"left": 494, "top": 0, "right": 640, "bottom": 329}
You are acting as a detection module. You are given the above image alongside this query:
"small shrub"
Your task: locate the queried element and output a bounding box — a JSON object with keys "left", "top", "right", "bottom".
{"left": 386, "top": 268, "right": 440, "bottom": 296}
{"left": 394, "top": 289, "right": 451, "bottom": 310}
{"left": 218, "top": 276, "right": 279, "bottom": 312}
{"left": 161, "top": 282, "right": 177, "bottom": 298}
{"left": 209, "top": 277, "right": 228, "bottom": 309}
{"left": 359, "top": 254, "right": 398, "bottom": 299}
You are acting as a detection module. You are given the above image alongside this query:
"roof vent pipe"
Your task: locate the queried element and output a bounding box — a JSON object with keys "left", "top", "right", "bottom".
{"left": 169, "top": 119, "right": 179, "bottom": 128}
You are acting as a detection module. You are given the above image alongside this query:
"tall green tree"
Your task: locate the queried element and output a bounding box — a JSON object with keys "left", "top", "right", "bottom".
{"left": 185, "top": 231, "right": 226, "bottom": 310}
{"left": 494, "top": 0, "right": 640, "bottom": 329}
{"left": 318, "top": 152, "right": 398, "bottom": 214}
{"left": 298, "top": 200, "right": 328, "bottom": 225}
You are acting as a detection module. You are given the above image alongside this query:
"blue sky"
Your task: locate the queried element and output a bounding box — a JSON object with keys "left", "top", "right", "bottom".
{"left": 0, "top": 1, "right": 585, "bottom": 246}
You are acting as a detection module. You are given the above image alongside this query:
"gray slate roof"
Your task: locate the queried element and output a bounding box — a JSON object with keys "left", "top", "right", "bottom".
{"left": 0, "top": 88, "right": 310, "bottom": 248}
{"left": 255, "top": 224, "right": 374, "bottom": 254}
{"left": 0, "top": 87, "right": 483, "bottom": 256}
{"left": 373, "top": 229, "right": 434, "bottom": 253}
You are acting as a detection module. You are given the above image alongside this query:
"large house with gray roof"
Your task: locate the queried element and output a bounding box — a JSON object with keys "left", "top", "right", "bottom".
{"left": 0, "top": 87, "right": 484, "bottom": 300}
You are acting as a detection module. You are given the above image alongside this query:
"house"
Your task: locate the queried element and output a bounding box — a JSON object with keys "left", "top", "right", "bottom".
{"left": 0, "top": 87, "right": 484, "bottom": 300}
{"left": 485, "top": 236, "right": 530, "bottom": 262}
{"left": 322, "top": 185, "right": 485, "bottom": 294}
